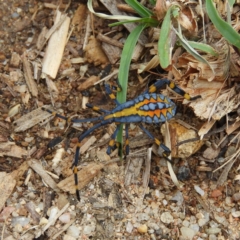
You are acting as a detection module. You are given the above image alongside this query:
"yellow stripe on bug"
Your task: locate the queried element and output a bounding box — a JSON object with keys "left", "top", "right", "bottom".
{"left": 109, "top": 139, "right": 115, "bottom": 146}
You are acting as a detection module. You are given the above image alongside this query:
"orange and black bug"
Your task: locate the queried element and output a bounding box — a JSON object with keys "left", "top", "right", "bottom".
{"left": 43, "top": 78, "right": 199, "bottom": 200}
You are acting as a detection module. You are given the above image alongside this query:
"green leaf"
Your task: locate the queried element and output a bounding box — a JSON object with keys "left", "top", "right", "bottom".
{"left": 187, "top": 41, "right": 219, "bottom": 57}
{"left": 109, "top": 17, "right": 158, "bottom": 27}
{"left": 206, "top": 0, "right": 240, "bottom": 49}
{"left": 174, "top": 28, "right": 215, "bottom": 78}
{"left": 125, "top": 0, "right": 153, "bottom": 17}
{"left": 116, "top": 23, "right": 147, "bottom": 156}
{"left": 158, "top": 7, "right": 172, "bottom": 69}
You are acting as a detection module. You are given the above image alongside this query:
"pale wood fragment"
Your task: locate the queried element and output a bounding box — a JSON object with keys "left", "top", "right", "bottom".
{"left": 1, "top": 73, "right": 17, "bottom": 97}
{"left": 0, "top": 142, "right": 28, "bottom": 158}
{"left": 101, "top": 42, "right": 122, "bottom": 64}
{"left": 198, "top": 119, "right": 216, "bottom": 139}
{"left": 57, "top": 162, "right": 104, "bottom": 194}
{"left": 28, "top": 159, "right": 59, "bottom": 192}
{"left": 36, "top": 26, "right": 48, "bottom": 50}
{"left": 10, "top": 52, "right": 21, "bottom": 67}
{"left": 22, "top": 52, "right": 38, "bottom": 96}
{"left": 13, "top": 105, "right": 52, "bottom": 132}
{"left": 80, "top": 135, "right": 97, "bottom": 154}
{"left": 42, "top": 11, "right": 70, "bottom": 79}
{"left": 97, "top": 33, "right": 123, "bottom": 48}
{"left": 132, "top": 43, "right": 144, "bottom": 62}
{"left": 77, "top": 75, "right": 100, "bottom": 91}
{"left": 226, "top": 121, "right": 240, "bottom": 135}
{"left": 0, "top": 172, "right": 16, "bottom": 212}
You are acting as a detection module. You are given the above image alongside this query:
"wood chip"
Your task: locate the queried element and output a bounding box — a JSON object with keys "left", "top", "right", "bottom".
{"left": 28, "top": 159, "right": 59, "bottom": 192}
{"left": 0, "top": 172, "right": 16, "bottom": 212}
{"left": 42, "top": 10, "right": 70, "bottom": 79}
{"left": 0, "top": 142, "right": 28, "bottom": 158}
{"left": 77, "top": 76, "right": 100, "bottom": 91}
{"left": 57, "top": 162, "right": 104, "bottom": 194}
{"left": 13, "top": 105, "right": 52, "bottom": 132}
{"left": 22, "top": 52, "right": 38, "bottom": 96}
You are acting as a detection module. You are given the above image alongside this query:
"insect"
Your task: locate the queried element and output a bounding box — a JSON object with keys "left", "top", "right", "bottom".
{"left": 43, "top": 78, "right": 199, "bottom": 200}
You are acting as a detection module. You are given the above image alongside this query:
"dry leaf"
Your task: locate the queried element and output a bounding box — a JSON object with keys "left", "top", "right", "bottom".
{"left": 85, "top": 36, "right": 109, "bottom": 66}
{"left": 161, "top": 120, "right": 204, "bottom": 158}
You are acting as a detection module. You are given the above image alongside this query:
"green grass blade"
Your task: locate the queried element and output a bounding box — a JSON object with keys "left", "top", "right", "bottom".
{"left": 109, "top": 17, "right": 158, "bottom": 27}
{"left": 125, "top": 0, "right": 153, "bottom": 17}
{"left": 187, "top": 41, "right": 219, "bottom": 57}
{"left": 116, "top": 23, "right": 147, "bottom": 157}
{"left": 206, "top": 0, "right": 240, "bottom": 49}
{"left": 174, "top": 29, "right": 215, "bottom": 77}
{"left": 158, "top": 7, "right": 172, "bottom": 69}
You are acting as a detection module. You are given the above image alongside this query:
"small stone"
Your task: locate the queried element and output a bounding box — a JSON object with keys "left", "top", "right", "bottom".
{"left": 203, "top": 147, "right": 220, "bottom": 159}
{"left": 225, "top": 196, "right": 232, "bottom": 206}
{"left": 11, "top": 217, "right": 30, "bottom": 227}
{"left": 59, "top": 213, "right": 71, "bottom": 223}
{"left": 180, "top": 227, "right": 195, "bottom": 240}
{"left": 154, "top": 190, "right": 165, "bottom": 199}
{"left": 67, "top": 225, "right": 80, "bottom": 238}
{"left": 206, "top": 227, "right": 221, "bottom": 234}
{"left": 57, "top": 194, "right": 69, "bottom": 210}
{"left": 189, "top": 223, "right": 199, "bottom": 233}
{"left": 210, "top": 189, "right": 222, "bottom": 198}
{"left": 194, "top": 185, "right": 205, "bottom": 196}
{"left": 39, "top": 217, "right": 48, "bottom": 225}
{"left": 160, "top": 212, "right": 174, "bottom": 224}
{"left": 63, "top": 235, "right": 76, "bottom": 240}
{"left": 13, "top": 223, "right": 23, "bottom": 233}
{"left": 182, "top": 220, "right": 190, "bottom": 227}
{"left": 232, "top": 192, "right": 240, "bottom": 201}
{"left": 137, "top": 224, "right": 148, "bottom": 233}
{"left": 232, "top": 211, "right": 240, "bottom": 218}
{"left": 162, "top": 199, "right": 168, "bottom": 206}
{"left": 136, "top": 213, "right": 150, "bottom": 221}
{"left": 83, "top": 224, "right": 95, "bottom": 235}
{"left": 171, "top": 191, "right": 184, "bottom": 205}
{"left": 48, "top": 207, "right": 59, "bottom": 221}
{"left": 147, "top": 222, "right": 160, "bottom": 230}
{"left": 209, "top": 234, "right": 217, "bottom": 240}
{"left": 126, "top": 221, "right": 133, "bottom": 233}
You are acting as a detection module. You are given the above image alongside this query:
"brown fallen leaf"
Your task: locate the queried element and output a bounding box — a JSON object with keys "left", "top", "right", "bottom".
{"left": 161, "top": 120, "right": 204, "bottom": 158}
{"left": 84, "top": 36, "right": 109, "bottom": 66}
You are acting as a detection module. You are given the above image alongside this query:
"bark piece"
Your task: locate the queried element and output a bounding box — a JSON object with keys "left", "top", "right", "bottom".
{"left": 42, "top": 10, "right": 70, "bottom": 79}
{"left": 22, "top": 52, "right": 38, "bottom": 97}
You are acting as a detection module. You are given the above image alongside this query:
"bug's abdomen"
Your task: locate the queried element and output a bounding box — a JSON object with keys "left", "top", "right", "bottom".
{"left": 104, "top": 93, "right": 176, "bottom": 123}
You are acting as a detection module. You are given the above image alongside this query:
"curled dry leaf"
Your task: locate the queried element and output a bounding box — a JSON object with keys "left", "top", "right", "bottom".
{"left": 173, "top": 41, "right": 236, "bottom": 121}
{"left": 178, "top": 7, "right": 198, "bottom": 34}
{"left": 84, "top": 36, "right": 109, "bottom": 66}
{"left": 154, "top": 0, "right": 167, "bottom": 21}
{"left": 161, "top": 120, "right": 204, "bottom": 158}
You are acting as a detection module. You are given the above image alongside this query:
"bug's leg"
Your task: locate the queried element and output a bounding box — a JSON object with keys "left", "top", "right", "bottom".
{"left": 125, "top": 124, "right": 130, "bottom": 157}
{"left": 147, "top": 78, "right": 200, "bottom": 100}
{"left": 74, "top": 119, "right": 113, "bottom": 200}
{"left": 106, "top": 124, "right": 121, "bottom": 155}
{"left": 104, "top": 78, "right": 122, "bottom": 106}
{"left": 138, "top": 123, "right": 172, "bottom": 162}
{"left": 42, "top": 107, "right": 105, "bottom": 124}
{"left": 85, "top": 103, "right": 110, "bottom": 114}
